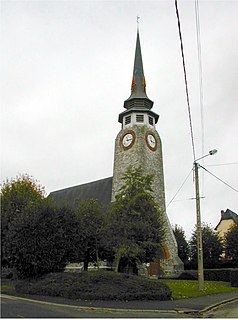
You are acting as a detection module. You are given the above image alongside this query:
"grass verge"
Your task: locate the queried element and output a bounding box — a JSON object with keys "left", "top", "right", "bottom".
{"left": 160, "top": 279, "right": 238, "bottom": 299}
{"left": 1, "top": 280, "right": 15, "bottom": 291}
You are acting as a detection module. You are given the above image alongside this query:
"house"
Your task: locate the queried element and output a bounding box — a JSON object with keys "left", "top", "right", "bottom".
{"left": 215, "top": 209, "right": 238, "bottom": 239}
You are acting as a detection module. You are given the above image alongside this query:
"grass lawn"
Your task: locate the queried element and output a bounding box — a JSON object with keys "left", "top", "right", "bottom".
{"left": 1, "top": 279, "right": 15, "bottom": 291}
{"left": 160, "top": 279, "right": 238, "bottom": 299}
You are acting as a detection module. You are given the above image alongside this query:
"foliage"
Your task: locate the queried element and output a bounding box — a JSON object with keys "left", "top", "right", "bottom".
{"left": 204, "top": 269, "right": 233, "bottom": 282}
{"left": 189, "top": 223, "right": 223, "bottom": 269}
{"left": 178, "top": 271, "right": 197, "bottom": 280}
{"left": 110, "top": 166, "right": 165, "bottom": 273}
{"left": 225, "top": 224, "right": 238, "bottom": 265}
{"left": 1, "top": 174, "right": 45, "bottom": 267}
{"left": 230, "top": 270, "right": 238, "bottom": 287}
{"left": 74, "top": 199, "right": 109, "bottom": 270}
{"left": 178, "top": 269, "right": 237, "bottom": 282}
{"left": 4, "top": 202, "right": 79, "bottom": 278}
{"left": 160, "top": 279, "right": 237, "bottom": 300}
{"left": 15, "top": 271, "right": 172, "bottom": 301}
{"left": 173, "top": 224, "right": 189, "bottom": 264}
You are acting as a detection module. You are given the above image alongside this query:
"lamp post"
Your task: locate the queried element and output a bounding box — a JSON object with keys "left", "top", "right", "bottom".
{"left": 194, "top": 149, "right": 217, "bottom": 291}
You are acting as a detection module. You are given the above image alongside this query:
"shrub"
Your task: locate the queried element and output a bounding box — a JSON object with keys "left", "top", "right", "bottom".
{"left": 230, "top": 270, "right": 238, "bottom": 287}
{"left": 1, "top": 268, "right": 16, "bottom": 279}
{"left": 176, "top": 269, "right": 238, "bottom": 282}
{"left": 204, "top": 269, "right": 232, "bottom": 282}
{"left": 177, "top": 271, "right": 197, "bottom": 280}
{"left": 16, "top": 271, "right": 172, "bottom": 301}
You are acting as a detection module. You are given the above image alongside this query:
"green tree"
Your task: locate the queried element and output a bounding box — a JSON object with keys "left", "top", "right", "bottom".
{"left": 1, "top": 174, "right": 45, "bottom": 267}
{"left": 189, "top": 223, "right": 223, "bottom": 269}
{"left": 225, "top": 224, "right": 238, "bottom": 266}
{"left": 173, "top": 224, "right": 189, "bottom": 264}
{"left": 110, "top": 166, "right": 164, "bottom": 274}
{"left": 74, "top": 199, "right": 108, "bottom": 271}
{"left": 4, "top": 203, "right": 79, "bottom": 278}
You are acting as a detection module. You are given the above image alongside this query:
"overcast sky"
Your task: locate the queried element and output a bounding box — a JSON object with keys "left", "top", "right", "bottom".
{"left": 1, "top": 0, "right": 238, "bottom": 238}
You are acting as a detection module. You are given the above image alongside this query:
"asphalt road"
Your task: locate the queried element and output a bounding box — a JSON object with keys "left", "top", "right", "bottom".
{"left": 204, "top": 300, "right": 238, "bottom": 318}
{"left": 1, "top": 294, "right": 188, "bottom": 318}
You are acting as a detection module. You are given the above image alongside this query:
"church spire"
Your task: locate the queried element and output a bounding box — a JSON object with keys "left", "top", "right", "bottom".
{"left": 124, "top": 29, "right": 153, "bottom": 110}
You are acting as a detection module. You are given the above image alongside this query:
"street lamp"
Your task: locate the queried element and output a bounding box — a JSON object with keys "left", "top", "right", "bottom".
{"left": 194, "top": 149, "right": 217, "bottom": 291}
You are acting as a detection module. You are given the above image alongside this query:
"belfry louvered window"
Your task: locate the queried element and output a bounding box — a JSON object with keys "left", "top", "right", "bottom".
{"left": 136, "top": 114, "right": 144, "bottom": 123}
{"left": 125, "top": 115, "right": 131, "bottom": 125}
{"left": 149, "top": 116, "right": 154, "bottom": 125}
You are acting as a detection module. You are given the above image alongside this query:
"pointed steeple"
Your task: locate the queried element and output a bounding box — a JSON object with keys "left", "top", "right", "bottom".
{"left": 124, "top": 30, "right": 154, "bottom": 110}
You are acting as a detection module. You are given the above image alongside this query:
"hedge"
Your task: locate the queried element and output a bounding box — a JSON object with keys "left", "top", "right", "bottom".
{"left": 178, "top": 269, "right": 238, "bottom": 282}
{"left": 230, "top": 270, "right": 238, "bottom": 287}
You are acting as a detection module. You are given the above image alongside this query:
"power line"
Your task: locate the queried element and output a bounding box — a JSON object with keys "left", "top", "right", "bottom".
{"left": 195, "top": 0, "right": 205, "bottom": 195}
{"left": 175, "top": 0, "right": 196, "bottom": 161}
{"left": 167, "top": 168, "right": 193, "bottom": 208}
{"left": 206, "top": 162, "right": 238, "bottom": 167}
{"left": 200, "top": 165, "right": 238, "bottom": 193}
{"left": 195, "top": 0, "right": 205, "bottom": 159}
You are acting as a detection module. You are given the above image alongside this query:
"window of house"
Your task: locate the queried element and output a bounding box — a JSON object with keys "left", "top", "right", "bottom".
{"left": 136, "top": 114, "right": 144, "bottom": 123}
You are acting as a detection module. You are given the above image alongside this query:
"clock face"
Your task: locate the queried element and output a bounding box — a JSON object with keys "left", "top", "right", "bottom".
{"left": 120, "top": 131, "right": 135, "bottom": 150}
{"left": 146, "top": 132, "right": 157, "bottom": 151}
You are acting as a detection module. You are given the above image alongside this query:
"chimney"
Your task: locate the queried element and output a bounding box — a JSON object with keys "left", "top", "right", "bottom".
{"left": 221, "top": 210, "right": 225, "bottom": 218}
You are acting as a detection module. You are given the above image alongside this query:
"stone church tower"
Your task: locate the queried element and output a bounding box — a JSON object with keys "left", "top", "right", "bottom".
{"left": 111, "top": 30, "right": 184, "bottom": 277}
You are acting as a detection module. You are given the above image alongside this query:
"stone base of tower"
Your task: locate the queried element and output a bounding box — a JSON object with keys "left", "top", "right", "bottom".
{"left": 158, "top": 256, "right": 184, "bottom": 278}
{"left": 145, "top": 257, "right": 184, "bottom": 279}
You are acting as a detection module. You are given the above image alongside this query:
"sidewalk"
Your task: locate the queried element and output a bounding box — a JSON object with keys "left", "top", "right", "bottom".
{"left": 2, "top": 288, "right": 238, "bottom": 314}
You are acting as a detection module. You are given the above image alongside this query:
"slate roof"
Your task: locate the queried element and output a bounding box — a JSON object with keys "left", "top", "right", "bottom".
{"left": 215, "top": 208, "right": 238, "bottom": 230}
{"left": 123, "top": 30, "right": 154, "bottom": 110}
{"left": 48, "top": 177, "right": 113, "bottom": 208}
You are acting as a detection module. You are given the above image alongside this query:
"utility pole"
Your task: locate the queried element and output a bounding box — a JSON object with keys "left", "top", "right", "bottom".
{"left": 194, "top": 161, "right": 204, "bottom": 291}
{"left": 193, "top": 149, "right": 217, "bottom": 291}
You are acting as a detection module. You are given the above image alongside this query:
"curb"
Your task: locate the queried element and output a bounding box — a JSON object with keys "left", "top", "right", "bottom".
{"left": 199, "top": 297, "right": 238, "bottom": 315}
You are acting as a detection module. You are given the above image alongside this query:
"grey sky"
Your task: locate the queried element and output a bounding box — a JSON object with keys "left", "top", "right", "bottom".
{"left": 1, "top": 0, "right": 238, "bottom": 238}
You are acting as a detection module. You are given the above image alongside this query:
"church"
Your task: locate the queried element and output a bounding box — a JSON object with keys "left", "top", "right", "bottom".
{"left": 49, "top": 29, "right": 184, "bottom": 278}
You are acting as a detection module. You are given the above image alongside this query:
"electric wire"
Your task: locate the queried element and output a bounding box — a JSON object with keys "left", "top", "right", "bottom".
{"left": 206, "top": 162, "right": 238, "bottom": 167}
{"left": 200, "top": 165, "right": 238, "bottom": 193}
{"left": 195, "top": 0, "right": 205, "bottom": 194}
{"left": 195, "top": 0, "right": 205, "bottom": 160}
{"left": 175, "top": 0, "right": 196, "bottom": 161}
{"left": 166, "top": 168, "right": 193, "bottom": 208}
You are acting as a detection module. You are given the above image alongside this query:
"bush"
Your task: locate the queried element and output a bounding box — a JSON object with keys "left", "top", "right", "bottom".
{"left": 16, "top": 271, "right": 172, "bottom": 301}
{"left": 230, "top": 270, "right": 238, "bottom": 287}
{"left": 177, "top": 271, "right": 197, "bottom": 280}
{"left": 1, "top": 268, "right": 16, "bottom": 279}
{"left": 204, "top": 269, "right": 232, "bottom": 282}
{"left": 177, "top": 269, "right": 238, "bottom": 282}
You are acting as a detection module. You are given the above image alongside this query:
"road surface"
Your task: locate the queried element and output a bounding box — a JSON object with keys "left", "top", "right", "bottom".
{"left": 1, "top": 294, "right": 188, "bottom": 318}
{"left": 204, "top": 299, "right": 238, "bottom": 318}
